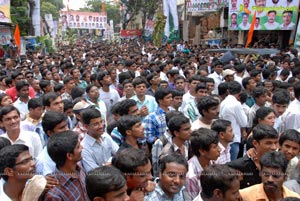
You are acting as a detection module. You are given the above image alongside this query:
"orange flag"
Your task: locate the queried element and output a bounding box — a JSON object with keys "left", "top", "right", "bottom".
{"left": 14, "top": 24, "right": 21, "bottom": 53}
{"left": 102, "top": 3, "right": 105, "bottom": 12}
{"left": 245, "top": 12, "right": 256, "bottom": 48}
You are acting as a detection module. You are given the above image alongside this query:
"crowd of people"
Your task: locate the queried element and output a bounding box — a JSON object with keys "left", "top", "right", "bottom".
{"left": 0, "top": 38, "right": 300, "bottom": 200}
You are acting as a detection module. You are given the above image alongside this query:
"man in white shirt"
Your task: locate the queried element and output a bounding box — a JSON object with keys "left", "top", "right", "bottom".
{"left": 239, "top": 13, "right": 251, "bottom": 30}
{"left": 219, "top": 81, "right": 247, "bottom": 160}
{"left": 280, "top": 10, "right": 295, "bottom": 30}
{"left": 0, "top": 105, "right": 42, "bottom": 158}
{"left": 282, "top": 82, "right": 300, "bottom": 130}
{"left": 263, "top": 10, "right": 280, "bottom": 30}
{"left": 208, "top": 60, "right": 224, "bottom": 95}
{"left": 13, "top": 80, "right": 30, "bottom": 120}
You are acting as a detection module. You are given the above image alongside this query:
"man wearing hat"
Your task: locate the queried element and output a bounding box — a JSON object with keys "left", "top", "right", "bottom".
{"left": 223, "top": 69, "right": 236, "bottom": 83}
{"left": 72, "top": 100, "right": 91, "bottom": 140}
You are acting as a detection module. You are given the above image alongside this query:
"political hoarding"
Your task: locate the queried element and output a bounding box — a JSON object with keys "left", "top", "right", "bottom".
{"left": 0, "top": 25, "right": 11, "bottom": 45}
{"left": 59, "top": 11, "right": 107, "bottom": 31}
{"left": 228, "top": 0, "right": 299, "bottom": 31}
{"left": 294, "top": 23, "right": 300, "bottom": 52}
{"left": 0, "top": 0, "right": 11, "bottom": 23}
{"left": 186, "top": 0, "right": 227, "bottom": 12}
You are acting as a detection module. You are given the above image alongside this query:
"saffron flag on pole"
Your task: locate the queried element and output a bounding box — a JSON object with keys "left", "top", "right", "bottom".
{"left": 245, "top": 12, "right": 256, "bottom": 48}
{"left": 102, "top": 3, "right": 105, "bottom": 12}
{"left": 14, "top": 24, "right": 21, "bottom": 53}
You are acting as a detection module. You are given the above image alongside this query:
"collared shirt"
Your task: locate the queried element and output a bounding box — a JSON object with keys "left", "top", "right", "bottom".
{"left": 214, "top": 142, "right": 231, "bottom": 164}
{"left": 183, "top": 101, "right": 201, "bottom": 123}
{"left": 36, "top": 146, "right": 56, "bottom": 176}
{"left": 160, "top": 71, "right": 168, "bottom": 81}
{"left": 240, "top": 183, "right": 300, "bottom": 200}
{"left": 145, "top": 179, "right": 186, "bottom": 201}
{"left": 208, "top": 72, "right": 223, "bottom": 95}
{"left": 81, "top": 133, "right": 119, "bottom": 172}
{"left": 72, "top": 122, "right": 87, "bottom": 140}
{"left": 131, "top": 94, "right": 158, "bottom": 114}
{"left": 282, "top": 99, "right": 300, "bottom": 130}
{"left": 43, "top": 165, "right": 89, "bottom": 201}
{"left": 247, "top": 103, "right": 260, "bottom": 128}
{"left": 181, "top": 91, "right": 195, "bottom": 113}
{"left": 186, "top": 155, "right": 205, "bottom": 199}
{"left": 61, "top": 92, "right": 72, "bottom": 101}
{"left": 13, "top": 97, "right": 30, "bottom": 120}
{"left": 21, "top": 116, "right": 41, "bottom": 132}
{"left": 111, "top": 127, "right": 124, "bottom": 146}
{"left": 263, "top": 22, "right": 280, "bottom": 30}
{"left": 0, "top": 178, "right": 11, "bottom": 201}
{"left": 144, "top": 107, "right": 168, "bottom": 143}
{"left": 86, "top": 98, "right": 108, "bottom": 126}
{"left": 3, "top": 130, "right": 42, "bottom": 158}
{"left": 220, "top": 95, "right": 247, "bottom": 143}
{"left": 227, "top": 155, "right": 261, "bottom": 189}
{"left": 151, "top": 134, "right": 189, "bottom": 178}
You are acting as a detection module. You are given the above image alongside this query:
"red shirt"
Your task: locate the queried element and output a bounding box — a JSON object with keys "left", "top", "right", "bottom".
{"left": 5, "top": 86, "right": 35, "bottom": 102}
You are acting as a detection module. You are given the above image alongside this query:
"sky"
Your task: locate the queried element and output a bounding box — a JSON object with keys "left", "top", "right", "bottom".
{"left": 62, "top": 0, "right": 87, "bottom": 10}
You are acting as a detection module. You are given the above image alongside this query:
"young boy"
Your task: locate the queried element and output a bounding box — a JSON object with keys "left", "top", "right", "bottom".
{"left": 191, "top": 95, "right": 220, "bottom": 130}
{"left": 117, "top": 115, "right": 145, "bottom": 152}
{"left": 211, "top": 119, "right": 234, "bottom": 164}
{"left": 151, "top": 114, "right": 191, "bottom": 177}
{"left": 186, "top": 128, "right": 221, "bottom": 199}
{"left": 279, "top": 129, "right": 300, "bottom": 180}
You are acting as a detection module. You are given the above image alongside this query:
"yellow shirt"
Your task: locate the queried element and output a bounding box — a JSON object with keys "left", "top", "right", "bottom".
{"left": 240, "top": 183, "right": 300, "bottom": 201}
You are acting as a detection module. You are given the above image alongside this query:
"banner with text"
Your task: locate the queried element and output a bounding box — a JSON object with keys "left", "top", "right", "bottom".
{"left": 228, "top": 0, "right": 299, "bottom": 30}
{"left": 186, "top": 0, "right": 227, "bottom": 12}
{"left": 59, "top": 11, "right": 107, "bottom": 30}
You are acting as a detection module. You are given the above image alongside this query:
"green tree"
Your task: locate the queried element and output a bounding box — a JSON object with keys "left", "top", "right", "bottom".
{"left": 41, "top": 0, "right": 64, "bottom": 10}
{"left": 11, "top": 0, "right": 33, "bottom": 35}
{"left": 140, "top": 0, "right": 159, "bottom": 30}
{"left": 84, "top": 1, "right": 120, "bottom": 31}
{"left": 41, "top": 2, "right": 60, "bottom": 20}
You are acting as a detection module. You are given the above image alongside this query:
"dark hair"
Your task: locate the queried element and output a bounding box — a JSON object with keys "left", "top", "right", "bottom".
{"left": 70, "top": 86, "right": 85, "bottom": 100}
{"left": 253, "top": 107, "right": 275, "bottom": 126}
{"left": 62, "top": 99, "right": 73, "bottom": 111}
{"left": 0, "top": 105, "right": 20, "bottom": 121}
{"left": 190, "top": 128, "right": 219, "bottom": 157}
{"left": 252, "top": 124, "right": 278, "bottom": 142}
{"left": 211, "top": 119, "right": 231, "bottom": 134}
{"left": 0, "top": 144, "right": 29, "bottom": 181}
{"left": 168, "top": 115, "right": 190, "bottom": 137}
{"left": 272, "top": 89, "right": 290, "bottom": 105}
{"left": 81, "top": 108, "right": 101, "bottom": 125}
{"left": 117, "top": 115, "right": 142, "bottom": 137}
{"left": 0, "top": 137, "right": 11, "bottom": 151}
{"left": 200, "top": 164, "right": 239, "bottom": 199}
{"left": 154, "top": 87, "right": 172, "bottom": 104}
{"left": 47, "top": 130, "right": 79, "bottom": 168}
{"left": 42, "top": 92, "right": 60, "bottom": 107}
{"left": 118, "top": 99, "right": 137, "bottom": 116}
{"left": 63, "top": 76, "right": 74, "bottom": 85}
{"left": 218, "top": 82, "right": 229, "bottom": 96}
{"left": 28, "top": 98, "right": 43, "bottom": 110}
{"left": 279, "top": 129, "right": 300, "bottom": 146}
{"left": 132, "top": 76, "right": 147, "bottom": 88}
{"left": 16, "top": 80, "right": 29, "bottom": 92}
{"left": 42, "top": 111, "right": 68, "bottom": 136}
{"left": 260, "top": 151, "right": 288, "bottom": 173}
{"left": 195, "top": 82, "right": 208, "bottom": 93}
{"left": 252, "top": 86, "right": 267, "bottom": 99}
{"left": 228, "top": 81, "right": 242, "bottom": 95}
{"left": 197, "top": 96, "right": 219, "bottom": 116}
{"left": 158, "top": 153, "right": 188, "bottom": 173}
{"left": 86, "top": 166, "right": 126, "bottom": 200}
{"left": 39, "top": 80, "right": 51, "bottom": 92}
{"left": 294, "top": 81, "right": 300, "bottom": 99}
{"left": 54, "top": 83, "right": 65, "bottom": 93}
{"left": 112, "top": 148, "right": 149, "bottom": 174}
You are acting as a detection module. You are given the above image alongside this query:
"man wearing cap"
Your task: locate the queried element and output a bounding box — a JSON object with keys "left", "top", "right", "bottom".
{"left": 223, "top": 69, "right": 236, "bottom": 83}
{"left": 73, "top": 100, "right": 91, "bottom": 140}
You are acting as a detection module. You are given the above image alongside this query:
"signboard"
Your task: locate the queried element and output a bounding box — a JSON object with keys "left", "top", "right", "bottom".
{"left": 228, "top": 0, "right": 299, "bottom": 30}
{"left": 0, "top": 0, "right": 10, "bottom": 23}
{"left": 186, "top": 0, "right": 226, "bottom": 12}
{"left": 0, "top": 26, "right": 11, "bottom": 45}
{"left": 120, "top": 30, "right": 142, "bottom": 38}
{"left": 59, "top": 11, "right": 107, "bottom": 30}
{"left": 294, "top": 23, "right": 300, "bottom": 52}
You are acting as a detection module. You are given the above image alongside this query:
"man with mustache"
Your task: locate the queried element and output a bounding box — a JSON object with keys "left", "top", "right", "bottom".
{"left": 240, "top": 151, "right": 300, "bottom": 200}
{"left": 145, "top": 153, "right": 191, "bottom": 200}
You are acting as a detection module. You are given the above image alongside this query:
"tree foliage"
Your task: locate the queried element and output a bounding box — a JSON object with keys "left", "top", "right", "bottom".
{"left": 10, "top": 0, "right": 32, "bottom": 35}
{"left": 41, "top": 2, "right": 60, "bottom": 20}
{"left": 41, "top": 0, "right": 64, "bottom": 10}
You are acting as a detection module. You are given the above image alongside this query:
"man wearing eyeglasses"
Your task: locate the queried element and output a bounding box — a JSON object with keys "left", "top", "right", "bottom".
{"left": 81, "top": 108, "right": 119, "bottom": 172}
{"left": 0, "top": 144, "right": 39, "bottom": 200}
